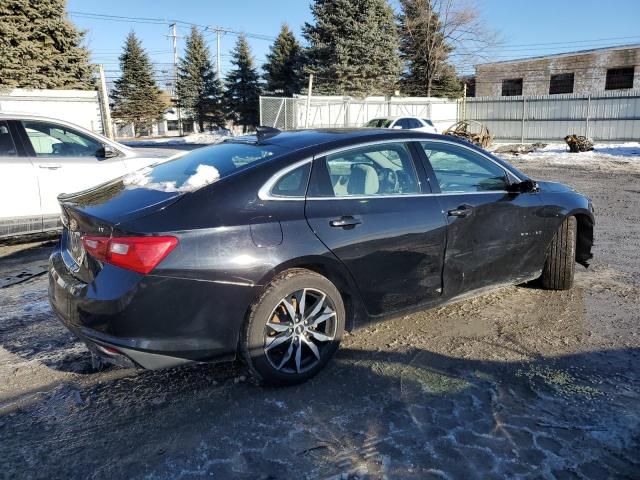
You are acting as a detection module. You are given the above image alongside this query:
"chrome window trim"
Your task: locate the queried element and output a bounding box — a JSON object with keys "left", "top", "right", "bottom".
{"left": 257, "top": 137, "right": 522, "bottom": 201}
{"left": 258, "top": 158, "right": 313, "bottom": 201}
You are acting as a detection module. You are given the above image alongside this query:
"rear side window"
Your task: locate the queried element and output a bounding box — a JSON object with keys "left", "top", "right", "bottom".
{"left": 270, "top": 162, "right": 311, "bottom": 197}
{"left": 421, "top": 142, "right": 508, "bottom": 193}
{"left": 0, "top": 121, "right": 17, "bottom": 157}
{"left": 309, "top": 143, "right": 420, "bottom": 197}
{"left": 123, "top": 142, "right": 285, "bottom": 193}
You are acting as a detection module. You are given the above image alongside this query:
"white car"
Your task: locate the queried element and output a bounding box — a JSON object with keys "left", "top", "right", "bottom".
{"left": 364, "top": 116, "right": 438, "bottom": 133}
{"left": 0, "top": 113, "right": 181, "bottom": 238}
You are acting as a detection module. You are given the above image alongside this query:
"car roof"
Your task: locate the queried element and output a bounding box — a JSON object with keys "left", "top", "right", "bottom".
{"left": 368, "top": 116, "right": 424, "bottom": 120}
{"left": 225, "top": 128, "right": 528, "bottom": 181}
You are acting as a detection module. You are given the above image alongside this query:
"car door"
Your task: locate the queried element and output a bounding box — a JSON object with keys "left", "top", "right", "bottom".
{"left": 17, "top": 120, "right": 128, "bottom": 226}
{"left": 305, "top": 141, "right": 447, "bottom": 316}
{"left": 0, "top": 120, "right": 43, "bottom": 236}
{"left": 418, "top": 141, "right": 548, "bottom": 297}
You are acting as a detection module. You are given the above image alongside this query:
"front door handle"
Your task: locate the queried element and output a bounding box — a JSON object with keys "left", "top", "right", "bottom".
{"left": 330, "top": 216, "right": 362, "bottom": 228}
{"left": 39, "top": 163, "right": 62, "bottom": 170}
{"left": 448, "top": 204, "right": 474, "bottom": 218}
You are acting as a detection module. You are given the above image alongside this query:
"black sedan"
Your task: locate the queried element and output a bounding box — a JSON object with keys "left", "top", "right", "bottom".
{"left": 49, "top": 128, "right": 594, "bottom": 385}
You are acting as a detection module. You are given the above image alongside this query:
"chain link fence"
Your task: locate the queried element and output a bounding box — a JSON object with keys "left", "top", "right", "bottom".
{"left": 259, "top": 95, "right": 458, "bottom": 132}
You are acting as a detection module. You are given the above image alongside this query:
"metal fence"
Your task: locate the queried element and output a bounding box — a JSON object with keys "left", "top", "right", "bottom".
{"left": 463, "top": 90, "right": 640, "bottom": 142}
{"left": 261, "top": 91, "right": 640, "bottom": 143}
{"left": 259, "top": 95, "right": 458, "bottom": 132}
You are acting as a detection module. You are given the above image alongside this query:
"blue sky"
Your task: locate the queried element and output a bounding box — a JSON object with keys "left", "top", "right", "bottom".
{"left": 67, "top": 0, "right": 640, "bottom": 87}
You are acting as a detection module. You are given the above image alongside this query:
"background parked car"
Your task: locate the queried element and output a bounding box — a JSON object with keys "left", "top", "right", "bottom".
{"left": 0, "top": 113, "right": 182, "bottom": 238}
{"left": 364, "top": 116, "right": 438, "bottom": 133}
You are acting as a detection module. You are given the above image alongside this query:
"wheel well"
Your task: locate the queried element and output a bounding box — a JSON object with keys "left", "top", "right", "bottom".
{"left": 293, "top": 263, "right": 362, "bottom": 332}
{"left": 574, "top": 213, "right": 594, "bottom": 267}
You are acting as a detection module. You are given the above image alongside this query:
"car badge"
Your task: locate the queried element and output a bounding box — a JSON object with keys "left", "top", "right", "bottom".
{"left": 69, "top": 219, "right": 78, "bottom": 232}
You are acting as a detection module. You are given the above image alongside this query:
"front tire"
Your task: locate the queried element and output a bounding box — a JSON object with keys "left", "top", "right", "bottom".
{"left": 541, "top": 216, "right": 577, "bottom": 290}
{"left": 241, "top": 269, "right": 345, "bottom": 386}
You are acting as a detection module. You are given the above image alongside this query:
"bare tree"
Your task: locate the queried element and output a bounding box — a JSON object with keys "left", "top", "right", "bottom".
{"left": 399, "top": 0, "right": 499, "bottom": 97}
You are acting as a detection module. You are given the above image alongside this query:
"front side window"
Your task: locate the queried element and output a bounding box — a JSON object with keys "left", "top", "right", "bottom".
{"left": 0, "top": 121, "right": 17, "bottom": 157}
{"left": 394, "top": 118, "right": 411, "bottom": 129}
{"left": 22, "top": 121, "right": 102, "bottom": 157}
{"left": 309, "top": 143, "right": 420, "bottom": 197}
{"left": 421, "top": 142, "right": 509, "bottom": 193}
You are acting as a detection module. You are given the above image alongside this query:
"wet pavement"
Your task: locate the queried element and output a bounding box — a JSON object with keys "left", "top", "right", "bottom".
{"left": 0, "top": 160, "right": 639, "bottom": 479}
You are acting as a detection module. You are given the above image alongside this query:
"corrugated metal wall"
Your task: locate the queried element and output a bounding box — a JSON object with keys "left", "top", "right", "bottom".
{"left": 464, "top": 90, "right": 640, "bottom": 142}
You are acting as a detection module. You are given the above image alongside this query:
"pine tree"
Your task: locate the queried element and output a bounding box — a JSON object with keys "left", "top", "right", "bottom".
{"left": 303, "top": 0, "right": 401, "bottom": 97}
{"left": 0, "top": 0, "right": 94, "bottom": 90}
{"left": 111, "top": 32, "right": 165, "bottom": 136}
{"left": 176, "top": 27, "right": 225, "bottom": 131}
{"left": 263, "top": 24, "right": 304, "bottom": 96}
{"left": 224, "top": 35, "right": 261, "bottom": 132}
{"left": 398, "top": 0, "right": 462, "bottom": 97}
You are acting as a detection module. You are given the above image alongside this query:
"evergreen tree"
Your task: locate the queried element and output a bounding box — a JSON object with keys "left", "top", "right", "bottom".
{"left": 263, "top": 24, "right": 304, "bottom": 96}
{"left": 224, "top": 35, "right": 261, "bottom": 132}
{"left": 111, "top": 32, "right": 165, "bottom": 136}
{"left": 176, "top": 27, "right": 225, "bottom": 131}
{"left": 398, "top": 0, "right": 462, "bottom": 97}
{"left": 0, "top": 0, "right": 94, "bottom": 90}
{"left": 303, "top": 0, "right": 401, "bottom": 97}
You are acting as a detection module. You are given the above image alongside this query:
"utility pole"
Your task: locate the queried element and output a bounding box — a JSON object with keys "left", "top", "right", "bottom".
{"left": 305, "top": 74, "right": 314, "bottom": 128}
{"left": 169, "top": 23, "right": 183, "bottom": 136}
{"left": 216, "top": 28, "right": 222, "bottom": 81}
{"left": 97, "top": 64, "right": 114, "bottom": 139}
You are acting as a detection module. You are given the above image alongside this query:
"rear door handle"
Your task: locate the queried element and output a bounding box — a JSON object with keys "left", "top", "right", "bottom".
{"left": 448, "top": 204, "right": 474, "bottom": 217}
{"left": 39, "top": 163, "right": 61, "bottom": 170}
{"left": 330, "top": 216, "right": 362, "bottom": 228}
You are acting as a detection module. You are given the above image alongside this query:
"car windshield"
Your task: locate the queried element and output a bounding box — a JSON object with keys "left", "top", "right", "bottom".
{"left": 364, "top": 118, "right": 393, "bottom": 128}
{"left": 122, "top": 142, "right": 284, "bottom": 193}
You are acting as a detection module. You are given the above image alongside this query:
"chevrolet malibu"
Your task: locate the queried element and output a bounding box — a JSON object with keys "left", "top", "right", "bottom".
{"left": 49, "top": 128, "right": 594, "bottom": 386}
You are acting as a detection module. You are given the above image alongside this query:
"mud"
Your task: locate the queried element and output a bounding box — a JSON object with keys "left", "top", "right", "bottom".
{"left": 0, "top": 160, "right": 639, "bottom": 479}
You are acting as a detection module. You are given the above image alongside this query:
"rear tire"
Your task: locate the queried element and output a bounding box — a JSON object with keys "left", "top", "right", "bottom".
{"left": 241, "top": 269, "right": 345, "bottom": 386}
{"left": 541, "top": 216, "right": 577, "bottom": 290}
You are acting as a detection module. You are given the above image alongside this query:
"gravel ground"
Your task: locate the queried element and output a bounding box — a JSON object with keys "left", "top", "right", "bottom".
{"left": 0, "top": 156, "right": 639, "bottom": 480}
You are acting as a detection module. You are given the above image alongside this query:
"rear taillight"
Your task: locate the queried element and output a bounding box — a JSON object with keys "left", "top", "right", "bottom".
{"left": 82, "top": 235, "right": 178, "bottom": 274}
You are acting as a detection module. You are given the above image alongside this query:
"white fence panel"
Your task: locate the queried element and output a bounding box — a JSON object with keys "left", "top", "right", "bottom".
{"left": 465, "top": 90, "right": 640, "bottom": 142}
{"left": 0, "top": 88, "right": 103, "bottom": 133}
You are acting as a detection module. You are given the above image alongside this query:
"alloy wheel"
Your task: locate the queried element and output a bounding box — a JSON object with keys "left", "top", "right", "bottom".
{"left": 264, "top": 288, "right": 337, "bottom": 374}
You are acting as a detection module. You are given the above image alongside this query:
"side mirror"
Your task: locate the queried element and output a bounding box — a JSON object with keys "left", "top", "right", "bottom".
{"left": 99, "top": 144, "right": 119, "bottom": 159}
{"left": 508, "top": 179, "right": 539, "bottom": 193}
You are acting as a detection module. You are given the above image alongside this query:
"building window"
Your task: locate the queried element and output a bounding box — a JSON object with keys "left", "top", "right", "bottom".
{"left": 502, "top": 78, "right": 523, "bottom": 96}
{"left": 605, "top": 67, "right": 634, "bottom": 90}
{"left": 549, "top": 73, "right": 574, "bottom": 94}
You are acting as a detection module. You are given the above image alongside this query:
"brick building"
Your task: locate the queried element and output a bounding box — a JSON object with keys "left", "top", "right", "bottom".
{"left": 475, "top": 45, "right": 640, "bottom": 97}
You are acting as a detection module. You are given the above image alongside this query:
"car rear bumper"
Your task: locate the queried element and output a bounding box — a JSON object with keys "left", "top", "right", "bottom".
{"left": 48, "top": 246, "right": 258, "bottom": 370}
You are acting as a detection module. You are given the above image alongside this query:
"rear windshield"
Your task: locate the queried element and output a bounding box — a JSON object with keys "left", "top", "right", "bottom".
{"left": 422, "top": 119, "right": 434, "bottom": 127}
{"left": 123, "top": 142, "right": 284, "bottom": 193}
{"left": 364, "top": 118, "right": 393, "bottom": 128}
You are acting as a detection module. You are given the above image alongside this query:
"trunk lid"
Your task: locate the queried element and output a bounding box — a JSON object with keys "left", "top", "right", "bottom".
{"left": 58, "top": 178, "right": 184, "bottom": 281}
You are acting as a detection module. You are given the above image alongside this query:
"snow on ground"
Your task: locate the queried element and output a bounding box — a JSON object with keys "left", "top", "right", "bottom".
{"left": 492, "top": 142, "right": 640, "bottom": 172}
{"left": 121, "top": 132, "right": 229, "bottom": 146}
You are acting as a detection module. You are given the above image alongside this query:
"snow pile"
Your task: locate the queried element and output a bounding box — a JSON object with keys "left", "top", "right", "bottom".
{"left": 123, "top": 164, "right": 220, "bottom": 193}
{"left": 495, "top": 142, "right": 640, "bottom": 172}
